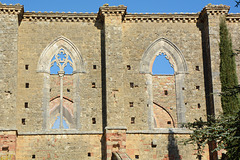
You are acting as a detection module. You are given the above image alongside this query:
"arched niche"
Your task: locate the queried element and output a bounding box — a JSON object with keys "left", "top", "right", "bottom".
{"left": 38, "top": 36, "right": 84, "bottom": 131}
{"left": 140, "top": 38, "right": 188, "bottom": 129}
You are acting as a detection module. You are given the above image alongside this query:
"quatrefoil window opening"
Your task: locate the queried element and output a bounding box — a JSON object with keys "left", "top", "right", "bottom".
{"left": 50, "top": 48, "right": 73, "bottom": 74}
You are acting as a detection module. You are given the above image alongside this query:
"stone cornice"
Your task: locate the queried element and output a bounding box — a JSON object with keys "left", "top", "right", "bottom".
{"left": 226, "top": 13, "right": 240, "bottom": 23}
{"left": 199, "top": 4, "right": 230, "bottom": 21}
{"left": 124, "top": 13, "right": 199, "bottom": 23}
{"left": 98, "top": 4, "right": 127, "bottom": 16}
{"left": 22, "top": 12, "right": 97, "bottom": 22}
{"left": 97, "top": 4, "right": 127, "bottom": 22}
{"left": 0, "top": 3, "right": 23, "bottom": 15}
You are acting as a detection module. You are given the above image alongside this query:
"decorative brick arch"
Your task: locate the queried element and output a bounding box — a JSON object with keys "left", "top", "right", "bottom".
{"left": 38, "top": 36, "right": 83, "bottom": 131}
{"left": 140, "top": 38, "right": 188, "bottom": 129}
{"left": 37, "top": 36, "right": 86, "bottom": 74}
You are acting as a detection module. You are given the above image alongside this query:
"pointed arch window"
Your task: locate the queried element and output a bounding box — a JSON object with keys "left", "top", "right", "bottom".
{"left": 38, "top": 36, "right": 85, "bottom": 131}
{"left": 140, "top": 38, "right": 188, "bottom": 129}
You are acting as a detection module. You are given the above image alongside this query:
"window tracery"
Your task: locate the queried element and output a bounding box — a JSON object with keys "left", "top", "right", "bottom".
{"left": 50, "top": 48, "right": 74, "bottom": 129}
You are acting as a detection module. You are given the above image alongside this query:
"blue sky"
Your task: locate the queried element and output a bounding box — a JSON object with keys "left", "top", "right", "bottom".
{"left": 1, "top": 0, "right": 240, "bottom": 13}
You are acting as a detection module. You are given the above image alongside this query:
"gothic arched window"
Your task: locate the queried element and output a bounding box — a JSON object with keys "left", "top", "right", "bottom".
{"left": 37, "top": 36, "right": 85, "bottom": 131}
{"left": 140, "top": 38, "right": 188, "bottom": 129}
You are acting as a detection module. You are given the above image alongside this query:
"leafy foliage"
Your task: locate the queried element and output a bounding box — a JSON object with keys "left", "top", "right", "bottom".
{"left": 184, "top": 113, "right": 240, "bottom": 159}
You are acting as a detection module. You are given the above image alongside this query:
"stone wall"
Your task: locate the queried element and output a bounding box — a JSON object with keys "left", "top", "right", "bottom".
{"left": 0, "top": 3, "right": 238, "bottom": 160}
{"left": 16, "top": 134, "right": 102, "bottom": 159}
{"left": 126, "top": 133, "right": 209, "bottom": 160}
{"left": 0, "top": 4, "right": 23, "bottom": 130}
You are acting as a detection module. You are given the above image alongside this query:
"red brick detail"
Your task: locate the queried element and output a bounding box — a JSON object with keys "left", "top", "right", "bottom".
{"left": 105, "top": 129, "right": 127, "bottom": 160}
{"left": 0, "top": 131, "right": 17, "bottom": 160}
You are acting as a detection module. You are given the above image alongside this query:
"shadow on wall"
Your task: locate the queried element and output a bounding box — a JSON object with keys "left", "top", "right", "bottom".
{"left": 167, "top": 132, "right": 181, "bottom": 160}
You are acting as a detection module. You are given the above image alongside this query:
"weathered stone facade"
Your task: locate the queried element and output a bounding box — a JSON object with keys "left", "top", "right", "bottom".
{"left": 1, "top": 3, "right": 240, "bottom": 160}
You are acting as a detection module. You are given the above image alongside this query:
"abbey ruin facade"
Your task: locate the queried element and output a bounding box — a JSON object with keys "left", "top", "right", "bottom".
{"left": 1, "top": 3, "right": 240, "bottom": 160}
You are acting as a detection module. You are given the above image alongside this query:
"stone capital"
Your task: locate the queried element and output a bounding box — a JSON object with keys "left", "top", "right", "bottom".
{"left": 200, "top": 4, "right": 230, "bottom": 20}
{"left": 97, "top": 4, "right": 127, "bottom": 22}
{"left": 0, "top": 3, "right": 24, "bottom": 15}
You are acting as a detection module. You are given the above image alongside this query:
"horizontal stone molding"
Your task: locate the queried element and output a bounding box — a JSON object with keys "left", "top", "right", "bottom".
{"left": 0, "top": 3, "right": 23, "bottom": 15}
{"left": 22, "top": 12, "right": 97, "bottom": 22}
{"left": 124, "top": 14, "right": 199, "bottom": 23}
{"left": 127, "top": 128, "right": 193, "bottom": 134}
{"left": 105, "top": 126, "right": 127, "bottom": 130}
{"left": 226, "top": 14, "right": 240, "bottom": 23}
{"left": 18, "top": 130, "right": 103, "bottom": 135}
{"left": 18, "top": 129, "right": 192, "bottom": 135}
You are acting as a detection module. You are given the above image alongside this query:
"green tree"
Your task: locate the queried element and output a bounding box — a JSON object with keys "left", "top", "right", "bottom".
{"left": 184, "top": 113, "right": 240, "bottom": 160}
{"left": 220, "top": 17, "right": 240, "bottom": 115}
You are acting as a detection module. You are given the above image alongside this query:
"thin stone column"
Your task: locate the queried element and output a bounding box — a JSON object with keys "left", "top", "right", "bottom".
{"left": 58, "top": 71, "right": 65, "bottom": 129}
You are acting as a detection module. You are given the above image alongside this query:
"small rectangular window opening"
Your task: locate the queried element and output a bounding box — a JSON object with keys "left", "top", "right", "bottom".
{"left": 164, "top": 90, "right": 168, "bottom": 95}
{"left": 130, "top": 82, "right": 134, "bottom": 88}
{"left": 198, "top": 103, "right": 201, "bottom": 108}
{"left": 67, "top": 89, "right": 70, "bottom": 92}
{"left": 25, "top": 83, "right": 29, "bottom": 88}
{"left": 32, "top": 155, "right": 36, "bottom": 159}
{"left": 135, "top": 155, "right": 139, "bottom": 159}
{"left": 131, "top": 117, "right": 135, "bottom": 124}
{"left": 182, "top": 87, "right": 185, "bottom": 90}
{"left": 88, "top": 153, "right": 91, "bottom": 157}
{"left": 129, "top": 102, "right": 134, "bottom": 107}
{"left": 196, "top": 66, "right": 200, "bottom": 71}
{"left": 22, "top": 118, "right": 26, "bottom": 125}
{"left": 92, "top": 118, "right": 96, "bottom": 124}
{"left": 49, "top": 88, "right": 52, "bottom": 92}
{"left": 2, "top": 146, "right": 9, "bottom": 152}
{"left": 93, "top": 65, "right": 97, "bottom": 69}
{"left": 151, "top": 141, "right": 157, "bottom": 148}
{"left": 185, "top": 102, "right": 187, "bottom": 105}
{"left": 25, "top": 102, "right": 28, "bottom": 108}
{"left": 25, "top": 65, "right": 29, "bottom": 70}
{"left": 167, "top": 121, "right": 171, "bottom": 124}
{"left": 196, "top": 86, "right": 200, "bottom": 90}
{"left": 127, "top": 65, "right": 131, "bottom": 70}
{"left": 92, "top": 82, "right": 96, "bottom": 88}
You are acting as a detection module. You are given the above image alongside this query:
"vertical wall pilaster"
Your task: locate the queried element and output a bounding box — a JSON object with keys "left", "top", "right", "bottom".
{"left": 98, "top": 5, "right": 127, "bottom": 127}
{"left": 200, "top": 4, "right": 230, "bottom": 160}
{"left": 0, "top": 4, "right": 23, "bottom": 130}
{"left": 200, "top": 5, "right": 230, "bottom": 116}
